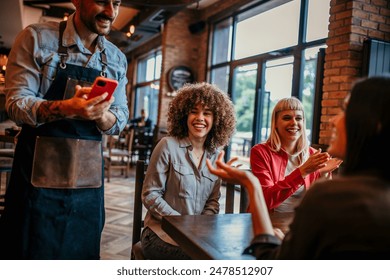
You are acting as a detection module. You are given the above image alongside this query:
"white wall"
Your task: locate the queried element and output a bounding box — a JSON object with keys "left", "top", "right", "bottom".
{"left": 0, "top": 0, "right": 24, "bottom": 49}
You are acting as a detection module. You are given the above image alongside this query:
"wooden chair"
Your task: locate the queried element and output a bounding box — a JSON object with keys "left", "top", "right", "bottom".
{"left": 130, "top": 127, "right": 154, "bottom": 165}
{"left": 130, "top": 159, "right": 147, "bottom": 260}
{"left": 103, "top": 131, "right": 134, "bottom": 182}
{"left": 224, "top": 182, "right": 249, "bottom": 214}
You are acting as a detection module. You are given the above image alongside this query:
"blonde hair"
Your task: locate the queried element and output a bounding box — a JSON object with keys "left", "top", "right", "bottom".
{"left": 267, "top": 97, "right": 309, "bottom": 164}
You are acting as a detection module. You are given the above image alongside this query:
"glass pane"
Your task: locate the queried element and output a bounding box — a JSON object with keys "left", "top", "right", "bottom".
{"left": 155, "top": 53, "right": 162, "bottom": 79}
{"left": 212, "top": 18, "right": 232, "bottom": 65}
{"left": 210, "top": 66, "right": 230, "bottom": 93}
{"left": 302, "top": 45, "right": 326, "bottom": 141}
{"left": 260, "top": 56, "right": 294, "bottom": 142}
{"left": 135, "top": 83, "right": 159, "bottom": 127}
{"left": 137, "top": 55, "right": 159, "bottom": 83}
{"left": 145, "top": 57, "right": 155, "bottom": 81}
{"left": 306, "top": 0, "right": 331, "bottom": 42}
{"left": 234, "top": 0, "right": 300, "bottom": 59}
{"left": 230, "top": 63, "right": 257, "bottom": 168}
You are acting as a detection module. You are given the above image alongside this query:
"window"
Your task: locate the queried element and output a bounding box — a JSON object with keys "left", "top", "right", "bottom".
{"left": 212, "top": 18, "right": 233, "bottom": 64}
{"left": 234, "top": 0, "right": 300, "bottom": 59}
{"left": 209, "top": 0, "right": 331, "bottom": 162}
{"left": 133, "top": 50, "right": 162, "bottom": 127}
{"left": 306, "top": 0, "right": 330, "bottom": 42}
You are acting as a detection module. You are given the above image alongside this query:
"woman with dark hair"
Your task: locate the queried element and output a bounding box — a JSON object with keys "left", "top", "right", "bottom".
{"left": 207, "top": 76, "right": 390, "bottom": 259}
{"left": 141, "top": 82, "right": 236, "bottom": 259}
{"left": 250, "top": 97, "right": 341, "bottom": 212}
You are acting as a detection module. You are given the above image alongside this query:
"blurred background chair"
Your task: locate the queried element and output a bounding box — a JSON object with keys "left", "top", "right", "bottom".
{"left": 103, "top": 129, "right": 133, "bottom": 182}
{"left": 130, "top": 127, "right": 154, "bottom": 165}
{"left": 0, "top": 134, "right": 16, "bottom": 216}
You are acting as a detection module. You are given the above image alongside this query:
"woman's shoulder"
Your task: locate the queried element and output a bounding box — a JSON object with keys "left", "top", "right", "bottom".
{"left": 308, "top": 175, "right": 389, "bottom": 197}
{"left": 251, "top": 142, "right": 271, "bottom": 153}
{"left": 251, "top": 142, "right": 280, "bottom": 159}
{"left": 299, "top": 175, "right": 390, "bottom": 220}
{"left": 155, "top": 136, "right": 191, "bottom": 151}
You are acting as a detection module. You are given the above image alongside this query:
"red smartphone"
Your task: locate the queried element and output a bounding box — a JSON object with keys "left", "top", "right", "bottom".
{"left": 88, "top": 77, "right": 118, "bottom": 101}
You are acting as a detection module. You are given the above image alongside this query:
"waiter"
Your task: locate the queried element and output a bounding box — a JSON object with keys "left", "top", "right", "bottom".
{"left": 0, "top": 0, "right": 128, "bottom": 259}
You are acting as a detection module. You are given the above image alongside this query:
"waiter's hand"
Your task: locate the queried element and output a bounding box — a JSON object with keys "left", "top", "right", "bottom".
{"left": 37, "top": 86, "right": 116, "bottom": 127}
{"left": 65, "top": 85, "right": 114, "bottom": 120}
{"left": 72, "top": 85, "right": 117, "bottom": 131}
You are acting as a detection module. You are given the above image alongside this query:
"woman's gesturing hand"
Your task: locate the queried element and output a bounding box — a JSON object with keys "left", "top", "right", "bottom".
{"left": 299, "top": 149, "right": 330, "bottom": 178}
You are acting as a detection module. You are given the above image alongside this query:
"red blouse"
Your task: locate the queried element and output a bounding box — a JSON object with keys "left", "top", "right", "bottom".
{"left": 250, "top": 142, "right": 320, "bottom": 210}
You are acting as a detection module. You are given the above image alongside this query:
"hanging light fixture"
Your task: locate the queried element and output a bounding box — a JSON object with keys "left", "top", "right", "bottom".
{"left": 126, "top": 25, "right": 136, "bottom": 38}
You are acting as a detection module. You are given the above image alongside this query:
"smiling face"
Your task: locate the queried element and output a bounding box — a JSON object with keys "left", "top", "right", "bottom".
{"left": 187, "top": 103, "right": 214, "bottom": 143}
{"left": 275, "top": 109, "right": 304, "bottom": 148}
{"left": 73, "top": 0, "right": 121, "bottom": 36}
{"left": 327, "top": 99, "right": 347, "bottom": 159}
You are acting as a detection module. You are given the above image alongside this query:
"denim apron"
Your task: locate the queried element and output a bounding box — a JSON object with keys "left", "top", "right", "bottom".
{"left": 0, "top": 22, "right": 107, "bottom": 259}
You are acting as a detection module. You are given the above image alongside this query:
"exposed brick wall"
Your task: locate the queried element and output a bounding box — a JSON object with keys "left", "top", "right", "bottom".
{"left": 320, "top": 0, "right": 390, "bottom": 144}
{"left": 158, "top": 9, "right": 208, "bottom": 128}
{"left": 157, "top": 0, "right": 254, "bottom": 129}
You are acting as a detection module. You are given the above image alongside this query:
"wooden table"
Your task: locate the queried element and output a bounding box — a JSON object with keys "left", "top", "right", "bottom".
{"left": 162, "top": 212, "right": 294, "bottom": 260}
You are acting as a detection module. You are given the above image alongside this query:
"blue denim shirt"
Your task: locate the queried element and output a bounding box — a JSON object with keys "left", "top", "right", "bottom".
{"left": 142, "top": 136, "right": 221, "bottom": 245}
{"left": 4, "top": 14, "right": 129, "bottom": 134}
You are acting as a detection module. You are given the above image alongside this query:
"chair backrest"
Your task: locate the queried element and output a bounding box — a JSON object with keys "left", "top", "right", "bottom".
{"left": 132, "top": 160, "right": 147, "bottom": 246}
{"left": 224, "top": 182, "right": 249, "bottom": 214}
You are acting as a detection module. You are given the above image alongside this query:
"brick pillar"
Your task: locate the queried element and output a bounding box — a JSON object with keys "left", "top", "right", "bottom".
{"left": 158, "top": 9, "right": 208, "bottom": 129}
{"left": 320, "top": 0, "right": 390, "bottom": 145}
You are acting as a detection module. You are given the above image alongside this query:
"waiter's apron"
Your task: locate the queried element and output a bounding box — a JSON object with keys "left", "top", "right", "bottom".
{"left": 0, "top": 22, "right": 108, "bottom": 259}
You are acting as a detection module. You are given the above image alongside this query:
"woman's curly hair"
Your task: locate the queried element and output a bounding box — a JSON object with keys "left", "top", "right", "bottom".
{"left": 167, "top": 82, "right": 236, "bottom": 152}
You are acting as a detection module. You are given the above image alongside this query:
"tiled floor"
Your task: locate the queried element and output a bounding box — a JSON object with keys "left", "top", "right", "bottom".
{"left": 100, "top": 170, "right": 136, "bottom": 260}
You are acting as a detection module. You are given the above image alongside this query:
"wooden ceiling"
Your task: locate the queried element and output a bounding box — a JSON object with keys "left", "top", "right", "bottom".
{"left": 18, "top": 0, "right": 217, "bottom": 55}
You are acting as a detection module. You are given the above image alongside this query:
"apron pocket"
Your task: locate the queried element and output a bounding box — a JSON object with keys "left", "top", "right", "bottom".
{"left": 31, "top": 136, "right": 102, "bottom": 188}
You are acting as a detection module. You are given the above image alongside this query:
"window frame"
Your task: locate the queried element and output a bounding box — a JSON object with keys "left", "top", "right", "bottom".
{"left": 208, "top": 0, "right": 329, "bottom": 149}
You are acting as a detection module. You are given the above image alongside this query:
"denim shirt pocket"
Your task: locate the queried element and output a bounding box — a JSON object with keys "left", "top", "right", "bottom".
{"left": 172, "top": 163, "right": 196, "bottom": 198}
{"left": 39, "top": 56, "right": 59, "bottom": 96}
{"left": 202, "top": 169, "right": 219, "bottom": 183}
{"left": 201, "top": 169, "right": 220, "bottom": 198}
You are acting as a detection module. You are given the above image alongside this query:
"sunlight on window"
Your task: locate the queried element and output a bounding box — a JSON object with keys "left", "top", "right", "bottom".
{"left": 265, "top": 57, "right": 294, "bottom": 101}
{"left": 145, "top": 58, "right": 155, "bottom": 81}
{"left": 306, "top": 0, "right": 331, "bottom": 42}
{"left": 234, "top": 0, "right": 300, "bottom": 59}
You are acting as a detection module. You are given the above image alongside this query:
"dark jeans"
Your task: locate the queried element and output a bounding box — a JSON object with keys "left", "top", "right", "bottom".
{"left": 141, "top": 227, "right": 191, "bottom": 260}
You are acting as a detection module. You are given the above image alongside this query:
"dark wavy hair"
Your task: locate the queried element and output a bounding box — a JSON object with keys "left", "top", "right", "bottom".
{"left": 167, "top": 82, "right": 236, "bottom": 152}
{"left": 343, "top": 75, "right": 390, "bottom": 180}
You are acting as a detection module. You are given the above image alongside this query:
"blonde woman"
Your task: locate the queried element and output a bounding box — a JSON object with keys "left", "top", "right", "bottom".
{"left": 250, "top": 97, "right": 341, "bottom": 212}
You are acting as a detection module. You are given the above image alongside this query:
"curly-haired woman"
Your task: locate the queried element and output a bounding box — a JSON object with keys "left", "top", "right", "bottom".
{"left": 140, "top": 82, "right": 236, "bottom": 259}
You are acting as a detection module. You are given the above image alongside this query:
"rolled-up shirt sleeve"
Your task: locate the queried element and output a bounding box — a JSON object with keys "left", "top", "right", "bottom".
{"left": 5, "top": 26, "right": 46, "bottom": 127}
{"left": 98, "top": 73, "right": 129, "bottom": 135}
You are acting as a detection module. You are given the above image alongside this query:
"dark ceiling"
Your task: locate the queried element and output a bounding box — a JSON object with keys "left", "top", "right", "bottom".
{"left": 20, "top": 0, "right": 213, "bottom": 55}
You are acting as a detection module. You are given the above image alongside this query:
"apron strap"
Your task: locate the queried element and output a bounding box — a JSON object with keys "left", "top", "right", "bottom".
{"left": 57, "top": 20, "right": 107, "bottom": 77}
{"left": 100, "top": 50, "right": 108, "bottom": 77}
{"left": 58, "top": 21, "right": 68, "bottom": 69}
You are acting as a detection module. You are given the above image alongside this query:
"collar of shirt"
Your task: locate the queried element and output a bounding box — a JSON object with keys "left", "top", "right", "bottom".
{"left": 62, "top": 13, "right": 106, "bottom": 54}
{"left": 178, "top": 136, "right": 220, "bottom": 160}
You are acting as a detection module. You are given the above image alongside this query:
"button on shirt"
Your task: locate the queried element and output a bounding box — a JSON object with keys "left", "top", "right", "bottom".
{"left": 142, "top": 136, "right": 221, "bottom": 245}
